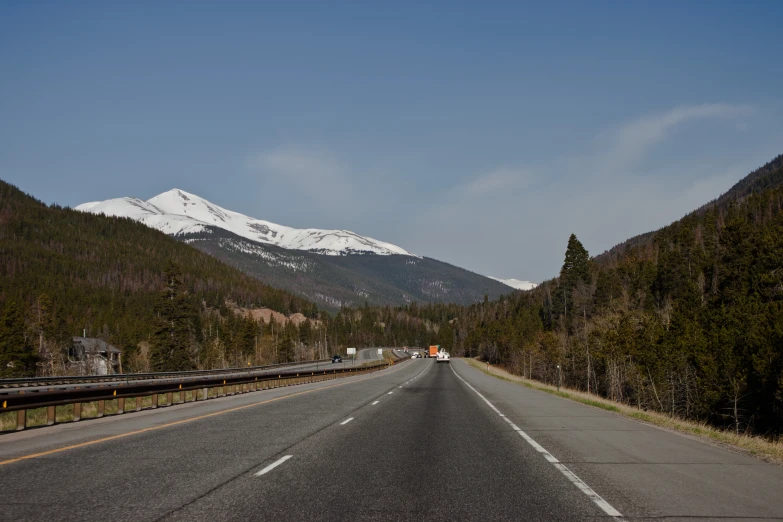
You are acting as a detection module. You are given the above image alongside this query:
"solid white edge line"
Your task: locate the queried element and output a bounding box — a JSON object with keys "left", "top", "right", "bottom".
{"left": 254, "top": 455, "right": 293, "bottom": 477}
{"left": 449, "top": 364, "right": 624, "bottom": 519}
{"left": 340, "top": 417, "right": 354, "bottom": 425}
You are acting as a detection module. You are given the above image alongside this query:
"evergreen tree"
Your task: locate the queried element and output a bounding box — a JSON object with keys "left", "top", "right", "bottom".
{"left": 150, "top": 261, "right": 196, "bottom": 371}
{"left": 0, "top": 300, "right": 38, "bottom": 377}
{"left": 593, "top": 269, "right": 621, "bottom": 310}
{"left": 278, "top": 335, "right": 295, "bottom": 363}
{"left": 560, "top": 234, "right": 591, "bottom": 291}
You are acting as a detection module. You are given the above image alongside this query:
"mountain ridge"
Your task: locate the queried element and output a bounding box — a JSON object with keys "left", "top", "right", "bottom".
{"left": 77, "top": 188, "right": 533, "bottom": 308}
{"left": 77, "top": 189, "right": 416, "bottom": 257}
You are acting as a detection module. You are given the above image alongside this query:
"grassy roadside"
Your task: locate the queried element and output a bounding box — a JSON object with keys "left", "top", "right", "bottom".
{"left": 464, "top": 358, "right": 783, "bottom": 465}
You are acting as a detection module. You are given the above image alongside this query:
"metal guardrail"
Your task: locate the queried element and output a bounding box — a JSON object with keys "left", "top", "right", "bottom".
{"left": 1, "top": 361, "right": 394, "bottom": 432}
{"left": 0, "top": 359, "right": 332, "bottom": 389}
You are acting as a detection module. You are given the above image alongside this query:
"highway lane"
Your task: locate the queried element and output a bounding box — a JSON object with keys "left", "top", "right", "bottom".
{"left": 2, "top": 357, "right": 783, "bottom": 521}
{"left": 0, "top": 358, "right": 419, "bottom": 522}
{"left": 164, "top": 359, "right": 605, "bottom": 521}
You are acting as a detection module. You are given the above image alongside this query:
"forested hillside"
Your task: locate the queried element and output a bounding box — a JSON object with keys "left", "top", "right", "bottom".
{"left": 321, "top": 155, "right": 783, "bottom": 436}
{"left": 0, "top": 181, "right": 320, "bottom": 376}
{"left": 596, "top": 154, "right": 783, "bottom": 265}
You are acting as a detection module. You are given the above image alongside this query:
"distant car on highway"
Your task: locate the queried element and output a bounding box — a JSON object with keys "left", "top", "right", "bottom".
{"left": 331, "top": 355, "right": 343, "bottom": 363}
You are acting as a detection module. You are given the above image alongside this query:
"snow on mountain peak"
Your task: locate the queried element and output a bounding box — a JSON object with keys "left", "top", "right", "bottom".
{"left": 489, "top": 277, "right": 538, "bottom": 291}
{"left": 76, "top": 189, "right": 416, "bottom": 257}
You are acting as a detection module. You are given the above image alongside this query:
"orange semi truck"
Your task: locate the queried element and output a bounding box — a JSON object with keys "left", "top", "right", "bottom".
{"left": 428, "top": 345, "right": 440, "bottom": 358}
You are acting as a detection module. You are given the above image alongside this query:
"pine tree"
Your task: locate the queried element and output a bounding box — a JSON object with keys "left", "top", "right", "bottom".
{"left": 0, "top": 300, "right": 38, "bottom": 377}
{"left": 150, "top": 261, "right": 196, "bottom": 371}
{"left": 278, "top": 335, "right": 295, "bottom": 363}
{"left": 560, "top": 234, "right": 591, "bottom": 290}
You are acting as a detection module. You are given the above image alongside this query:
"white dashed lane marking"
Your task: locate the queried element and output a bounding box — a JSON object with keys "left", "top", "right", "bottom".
{"left": 254, "top": 455, "right": 293, "bottom": 477}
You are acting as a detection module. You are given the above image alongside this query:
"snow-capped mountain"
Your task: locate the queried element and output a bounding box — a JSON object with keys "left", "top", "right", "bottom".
{"left": 77, "top": 189, "right": 415, "bottom": 257}
{"left": 76, "top": 188, "right": 532, "bottom": 308}
{"left": 489, "top": 277, "right": 538, "bottom": 291}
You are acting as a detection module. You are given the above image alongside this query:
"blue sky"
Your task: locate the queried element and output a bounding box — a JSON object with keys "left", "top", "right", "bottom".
{"left": 2, "top": 1, "right": 782, "bottom": 282}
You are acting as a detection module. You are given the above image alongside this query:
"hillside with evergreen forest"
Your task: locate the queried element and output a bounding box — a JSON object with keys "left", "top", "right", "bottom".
{"left": 320, "top": 155, "right": 783, "bottom": 436}
{"left": 0, "top": 180, "right": 321, "bottom": 376}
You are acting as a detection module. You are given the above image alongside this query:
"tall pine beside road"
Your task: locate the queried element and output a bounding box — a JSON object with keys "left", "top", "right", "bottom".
{"left": 150, "top": 261, "right": 197, "bottom": 372}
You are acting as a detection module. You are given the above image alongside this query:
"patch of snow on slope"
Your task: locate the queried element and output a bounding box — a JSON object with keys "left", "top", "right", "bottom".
{"left": 489, "top": 277, "right": 538, "bottom": 291}
{"left": 77, "top": 189, "right": 416, "bottom": 257}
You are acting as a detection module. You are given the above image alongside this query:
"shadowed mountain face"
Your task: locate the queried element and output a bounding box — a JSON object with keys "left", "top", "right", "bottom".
{"left": 180, "top": 227, "right": 513, "bottom": 311}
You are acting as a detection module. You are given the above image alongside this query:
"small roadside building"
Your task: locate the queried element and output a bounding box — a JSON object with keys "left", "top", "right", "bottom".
{"left": 68, "top": 337, "right": 122, "bottom": 375}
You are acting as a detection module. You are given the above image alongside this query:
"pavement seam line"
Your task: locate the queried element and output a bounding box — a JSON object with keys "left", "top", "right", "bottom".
{"left": 254, "top": 455, "right": 293, "bottom": 477}
{"left": 450, "top": 362, "right": 625, "bottom": 520}
{"left": 0, "top": 361, "right": 413, "bottom": 467}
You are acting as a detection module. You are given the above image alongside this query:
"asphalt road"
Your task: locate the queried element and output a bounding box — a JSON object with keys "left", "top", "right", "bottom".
{"left": 1, "top": 358, "right": 782, "bottom": 521}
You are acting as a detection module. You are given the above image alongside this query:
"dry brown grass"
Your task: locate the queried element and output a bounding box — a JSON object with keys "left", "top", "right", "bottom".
{"left": 465, "top": 358, "right": 783, "bottom": 465}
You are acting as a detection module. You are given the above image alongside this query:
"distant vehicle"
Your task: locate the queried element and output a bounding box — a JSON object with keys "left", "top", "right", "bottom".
{"left": 436, "top": 351, "right": 450, "bottom": 363}
{"left": 429, "top": 345, "right": 440, "bottom": 358}
{"left": 331, "top": 355, "right": 343, "bottom": 363}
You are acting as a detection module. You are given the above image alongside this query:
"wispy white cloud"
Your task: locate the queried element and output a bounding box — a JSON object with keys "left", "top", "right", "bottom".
{"left": 599, "top": 103, "right": 755, "bottom": 175}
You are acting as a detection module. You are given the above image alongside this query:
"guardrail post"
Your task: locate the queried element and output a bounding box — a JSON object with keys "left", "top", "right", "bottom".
{"left": 73, "top": 402, "right": 82, "bottom": 421}
{"left": 166, "top": 392, "right": 173, "bottom": 406}
{"left": 151, "top": 394, "right": 158, "bottom": 409}
{"left": 47, "top": 405, "right": 56, "bottom": 426}
{"left": 16, "top": 409, "right": 26, "bottom": 431}
{"left": 202, "top": 387, "right": 208, "bottom": 400}
{"left": 136, "top": 397, "right": 142, "bottom": 411}
{"left": 97, "top": 400, "right": 105, "bottom": 418}
{"left": 118, "top": 397, "right": 125, "bottom": 413}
